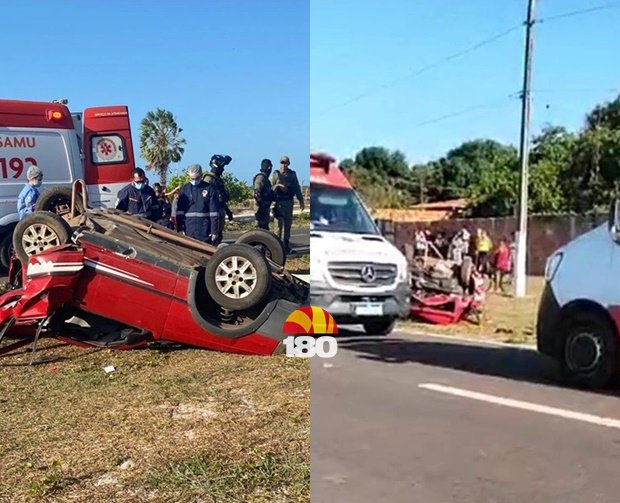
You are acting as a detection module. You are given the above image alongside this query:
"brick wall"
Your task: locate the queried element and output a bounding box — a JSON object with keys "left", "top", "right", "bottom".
{"left": 378, "top": 214, "right": 607, "bottom": 275}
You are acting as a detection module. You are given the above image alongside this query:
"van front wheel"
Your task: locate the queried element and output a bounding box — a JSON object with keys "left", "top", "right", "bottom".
{"left": 561, "top": 311, "right": 618, "bottom": 389}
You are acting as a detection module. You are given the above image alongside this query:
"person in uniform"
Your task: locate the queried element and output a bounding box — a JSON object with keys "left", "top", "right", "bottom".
{"left": 271, "top": 155, "right": 305, "bottom": 253}
{"left": 17, "top": 165, "right": 44, "bottom": 220}
{"left": 115, "top": 167, "right": 158, "bottom": 221}
{"left": 176, "top": 164, "right": 220, "bottom": 243}
{"left": 203, "top": 154, "right": 233, "bottom": 245}
{"left": 253, "top": 158, "right": 275, "bottom": 230}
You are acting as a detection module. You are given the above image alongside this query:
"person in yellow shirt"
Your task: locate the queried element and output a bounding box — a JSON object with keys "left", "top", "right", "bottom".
{"left": 476, "top": 228, "right": 493, "bottom": 273}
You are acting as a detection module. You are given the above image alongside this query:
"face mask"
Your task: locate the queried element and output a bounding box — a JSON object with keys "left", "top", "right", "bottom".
{"left": 190, "top": 179, "right": 199, "bottom": 186}
{"left": 33, "top": 181, "right": 42, "bottom": 188}
{"left": 134, "top": 182, "right": 145, "bottom": 190}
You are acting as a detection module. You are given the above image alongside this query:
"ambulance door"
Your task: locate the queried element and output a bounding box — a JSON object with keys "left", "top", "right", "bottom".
{"left": 83, "top": 106, "right": 135, "bottom": 208}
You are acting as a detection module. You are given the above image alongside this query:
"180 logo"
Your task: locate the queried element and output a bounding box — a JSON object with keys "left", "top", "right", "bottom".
{"left": 282, "top": 306, "right": 338, "bottom": 358}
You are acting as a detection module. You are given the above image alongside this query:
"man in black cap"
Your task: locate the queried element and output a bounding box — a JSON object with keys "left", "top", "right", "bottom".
{"left": 271, "top": 155, "right": 304, "bottom": 254}
{"left": 253, "top": 159, "right": 275, "bottom": 230}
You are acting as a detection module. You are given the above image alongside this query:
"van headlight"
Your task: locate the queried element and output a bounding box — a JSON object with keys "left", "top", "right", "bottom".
{"left": 396, "top": 257, "right": 410, "bottom": 282}
{"left": 545, "top": 252, "right": 563, "bottom": 282}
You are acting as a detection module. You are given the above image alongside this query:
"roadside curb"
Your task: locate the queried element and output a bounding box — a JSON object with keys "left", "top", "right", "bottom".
{"left": 395, "top": 326, "right": 537, "bottom": 351}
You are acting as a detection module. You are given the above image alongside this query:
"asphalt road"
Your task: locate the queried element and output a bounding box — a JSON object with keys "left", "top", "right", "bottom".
{"left": 224, "top": 227, "right": 309, "bottom": 256}
{"left": 311, "top": 330, "right": 620, "bottom": 503}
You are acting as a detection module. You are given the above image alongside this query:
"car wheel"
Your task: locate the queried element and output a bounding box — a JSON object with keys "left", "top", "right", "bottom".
{"left": 13, "top": 212, "right": 73, "bottom": 264}
{"left": 561, "top": 311, "right": 618, "bottom": 389}
{"left": 205, "top": 243, "right": 272, "bottom": 311}
{"left": 363, "top": 317, "right": 396, "bottom": 336}
{"left": 234, "top": 229, "right": 286, "bottom": 267}
{"left": 0, "top": 232, "right": 14, "bottom": 270}
{"left": 35, "top": 187, "right": 83, "bottom": 216}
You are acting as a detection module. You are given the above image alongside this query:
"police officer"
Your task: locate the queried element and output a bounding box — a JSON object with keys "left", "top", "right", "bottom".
{"left": 271, "top": 156, "right": 304, "bottom": 253}
{"left": 115, "top": 168, "right": 158, "bottom": 221}
{"left": 17, "top": 165, "right": 44, "bottom": 220}
{"left": 253, "top": 159, "right": 275, "bottom": 230}
{"left": 176, "top": 164, "right": 220, "bottom": 243}
{"left": 203, "top": 154, "right": 233, "bottom": 245}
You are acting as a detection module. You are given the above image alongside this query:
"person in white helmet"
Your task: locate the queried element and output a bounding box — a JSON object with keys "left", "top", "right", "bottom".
{"left": 17, "top": 165, "right": 44, "bottom": 220}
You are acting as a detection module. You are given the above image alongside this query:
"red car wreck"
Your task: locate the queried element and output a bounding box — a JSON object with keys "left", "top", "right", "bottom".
{"left": 0, "top": 192, "right": 309, "bottom": 359}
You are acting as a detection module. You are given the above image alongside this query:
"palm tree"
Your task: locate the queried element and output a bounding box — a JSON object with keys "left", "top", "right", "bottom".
{"left": 139, "top": 108, "right": 186, "bottom": 186}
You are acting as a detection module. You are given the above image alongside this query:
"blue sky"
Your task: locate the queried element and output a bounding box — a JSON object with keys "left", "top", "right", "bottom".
{"left": 311, "top": 0, "right": 620, "bottom": 164}
{"left": 2, "top": 0, "right": 309, "bottom": 184}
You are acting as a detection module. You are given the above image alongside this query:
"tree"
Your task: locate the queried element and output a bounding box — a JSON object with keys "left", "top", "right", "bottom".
{"left": 164, "top": 171, "right": 252, "bottom": 206}
{"left": 585, "top": 93, "right": 620, "bottom": 131}
{"left": 343, "top": 147, "right": 416, "bottom": 208}
{"left": 140, "top": 108, "right": 186, "bottom": 186}
{"left": 528, "top": 126, "right": 576, "bottom": 214}
{"left": 221, "top": 172, "right": 252, "bottom": 205}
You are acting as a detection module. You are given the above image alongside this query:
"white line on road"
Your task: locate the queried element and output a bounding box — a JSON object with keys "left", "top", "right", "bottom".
{"left": 419, "top": 383, "right": 620, "bottom": 430}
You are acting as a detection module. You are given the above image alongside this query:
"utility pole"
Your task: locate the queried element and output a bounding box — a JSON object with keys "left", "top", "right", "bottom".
{"left": 515, "top": 0, "right": 536, "bottom": 298}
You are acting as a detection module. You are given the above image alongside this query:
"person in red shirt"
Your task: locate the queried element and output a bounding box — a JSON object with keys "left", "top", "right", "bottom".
{"left": 493, "top": 237, "right": 512, "bottom": 292}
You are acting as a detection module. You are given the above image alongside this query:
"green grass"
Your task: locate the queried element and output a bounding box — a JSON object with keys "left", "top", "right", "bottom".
{"left": 0, "top": 345, "right": 309, "bottom": 502}
{"left": 147, "top": 450, "right": 309, "bottom": 503}
{"left": 227, "top": 212, "right": 309, "bottom": 233}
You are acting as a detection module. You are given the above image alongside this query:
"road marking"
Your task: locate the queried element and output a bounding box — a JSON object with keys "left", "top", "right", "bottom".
{"left": 419, "top": 383, "right": 620, "bottom": 430}
{"left": 397, "top": 328, "right": 536, "bottom": 350}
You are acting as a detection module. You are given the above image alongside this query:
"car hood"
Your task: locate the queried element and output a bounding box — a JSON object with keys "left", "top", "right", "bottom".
{"left": 310, "top": 231, "right": 407, "bottom": 267}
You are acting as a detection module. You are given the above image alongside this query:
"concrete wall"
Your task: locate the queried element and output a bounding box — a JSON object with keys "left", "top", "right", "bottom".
{"left": 378, "top": 214, "right": 607, "bottom": 275}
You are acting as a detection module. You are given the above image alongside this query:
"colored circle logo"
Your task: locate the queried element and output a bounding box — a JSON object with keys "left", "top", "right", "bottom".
{"left": 283, "top": 306, "right": 338, "bottom": 335}
{"left": 96, "top": 138, "right": 117, "bottom": 160}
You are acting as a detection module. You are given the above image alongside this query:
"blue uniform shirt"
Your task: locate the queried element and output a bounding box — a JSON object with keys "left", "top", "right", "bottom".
{"left": 176, "top": 181, "right": 220, "bottom": 242}
{"left": 115, "top": 184, "right": 158, "bottom": 221}
{"left": 17, "top": 183, "right": 40, "bottom": 221}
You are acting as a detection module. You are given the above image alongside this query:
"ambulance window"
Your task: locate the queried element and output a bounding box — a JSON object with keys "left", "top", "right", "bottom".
{"left": 91, "top": 134, "right": 126, "bottom": 165}
{"left": 310, "top": 185, "right": 379, "bottom": 235}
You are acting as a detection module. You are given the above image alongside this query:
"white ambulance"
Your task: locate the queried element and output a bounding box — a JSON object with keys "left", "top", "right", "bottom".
{"left": 310, "top": 152, "right": 410, "bottom": 335}
{"left": 0, "top": 99, "right": 136, "bottom": 267}
{"left": 537, "top": 203, "right": 620, "bottom": 388}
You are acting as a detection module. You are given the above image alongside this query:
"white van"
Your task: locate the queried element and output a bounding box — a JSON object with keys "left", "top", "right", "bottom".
{"left": 0, "top": 99, "right": 136, "bottom": 267}
{"left": 537, "top": 204, "right": 620, "bottom": 388}
{"left": 310, "top": 153, "right": 410, "bottom": 335}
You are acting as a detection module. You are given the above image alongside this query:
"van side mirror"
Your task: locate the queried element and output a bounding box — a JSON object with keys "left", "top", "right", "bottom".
{"left": 610, "top": 199, "right": 620, "bottom": 243}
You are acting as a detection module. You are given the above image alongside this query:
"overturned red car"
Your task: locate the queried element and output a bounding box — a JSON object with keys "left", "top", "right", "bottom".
{"left": 0, "top": 192, "right": 308, "bottom": 359}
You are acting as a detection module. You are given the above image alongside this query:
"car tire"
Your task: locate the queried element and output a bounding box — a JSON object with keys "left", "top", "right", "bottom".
{"left": 0, "top": 231, "right": 14, "bottom": 270}
{"left": 561, "top": 311, "right": 618, "bottom": 389}
{"left": 235, "top": 229, "right": 286, "bottom": 266}
{"left": 35, "top": 186, "right": 83, "bottom": 216}
{"left": 13, "top": 212, "right": 73, "bottom": 264}
{"left": 205, "top": 243, "right": 272, "bottom": 311}
{"left": 363, "top": 317, "right": 396, "bottom": 336}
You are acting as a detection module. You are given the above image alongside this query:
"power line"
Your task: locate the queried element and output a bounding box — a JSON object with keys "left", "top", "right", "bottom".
{"left": 539, "top": 1, "right": 620, "bottom": 23}
{"left": 410, "top": 95, "right": 518, "bottom": 129}
{"left": 316, "top": 23, "right": 522, "bottom": 118}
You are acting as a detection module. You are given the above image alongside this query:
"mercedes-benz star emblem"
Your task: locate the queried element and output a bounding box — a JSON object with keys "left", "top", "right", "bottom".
{"left": 361, "top": 265, "right": 376, "bottom": 283}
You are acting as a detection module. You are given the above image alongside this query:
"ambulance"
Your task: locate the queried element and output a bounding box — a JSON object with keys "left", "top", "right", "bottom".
{"left": 0, "top": 99, "right": 135, "bottom": 267}
{"left": 310, "top": 152, "right": 410, "bottom": 335}
{"left": 537, "top": 202, "right": 620, "bottom": 388}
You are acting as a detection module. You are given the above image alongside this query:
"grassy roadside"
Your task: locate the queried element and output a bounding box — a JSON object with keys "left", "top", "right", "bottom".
{"left": 286, "top": 256, "right": 310, "bottom": 275}
{"left": 400, "top": 277, "right": 544, "bottom": 345}
{"left": 226, "top": 213, "right": 309, "bottom": 233}
{"left": 0, "top": 344, "right": 309, "bottom": 502}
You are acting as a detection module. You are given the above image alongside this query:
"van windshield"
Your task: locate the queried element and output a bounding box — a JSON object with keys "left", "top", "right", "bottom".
{"left": 310, "top": 185, "right": 379, "bottom": 235}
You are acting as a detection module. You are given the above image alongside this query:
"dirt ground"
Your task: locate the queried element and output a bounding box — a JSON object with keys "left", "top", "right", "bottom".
{"left": 402, "top": 276, "right": 544, "bottom": 344}
{"left": 0, "top": 342, "right": 309, "bottom": 503}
